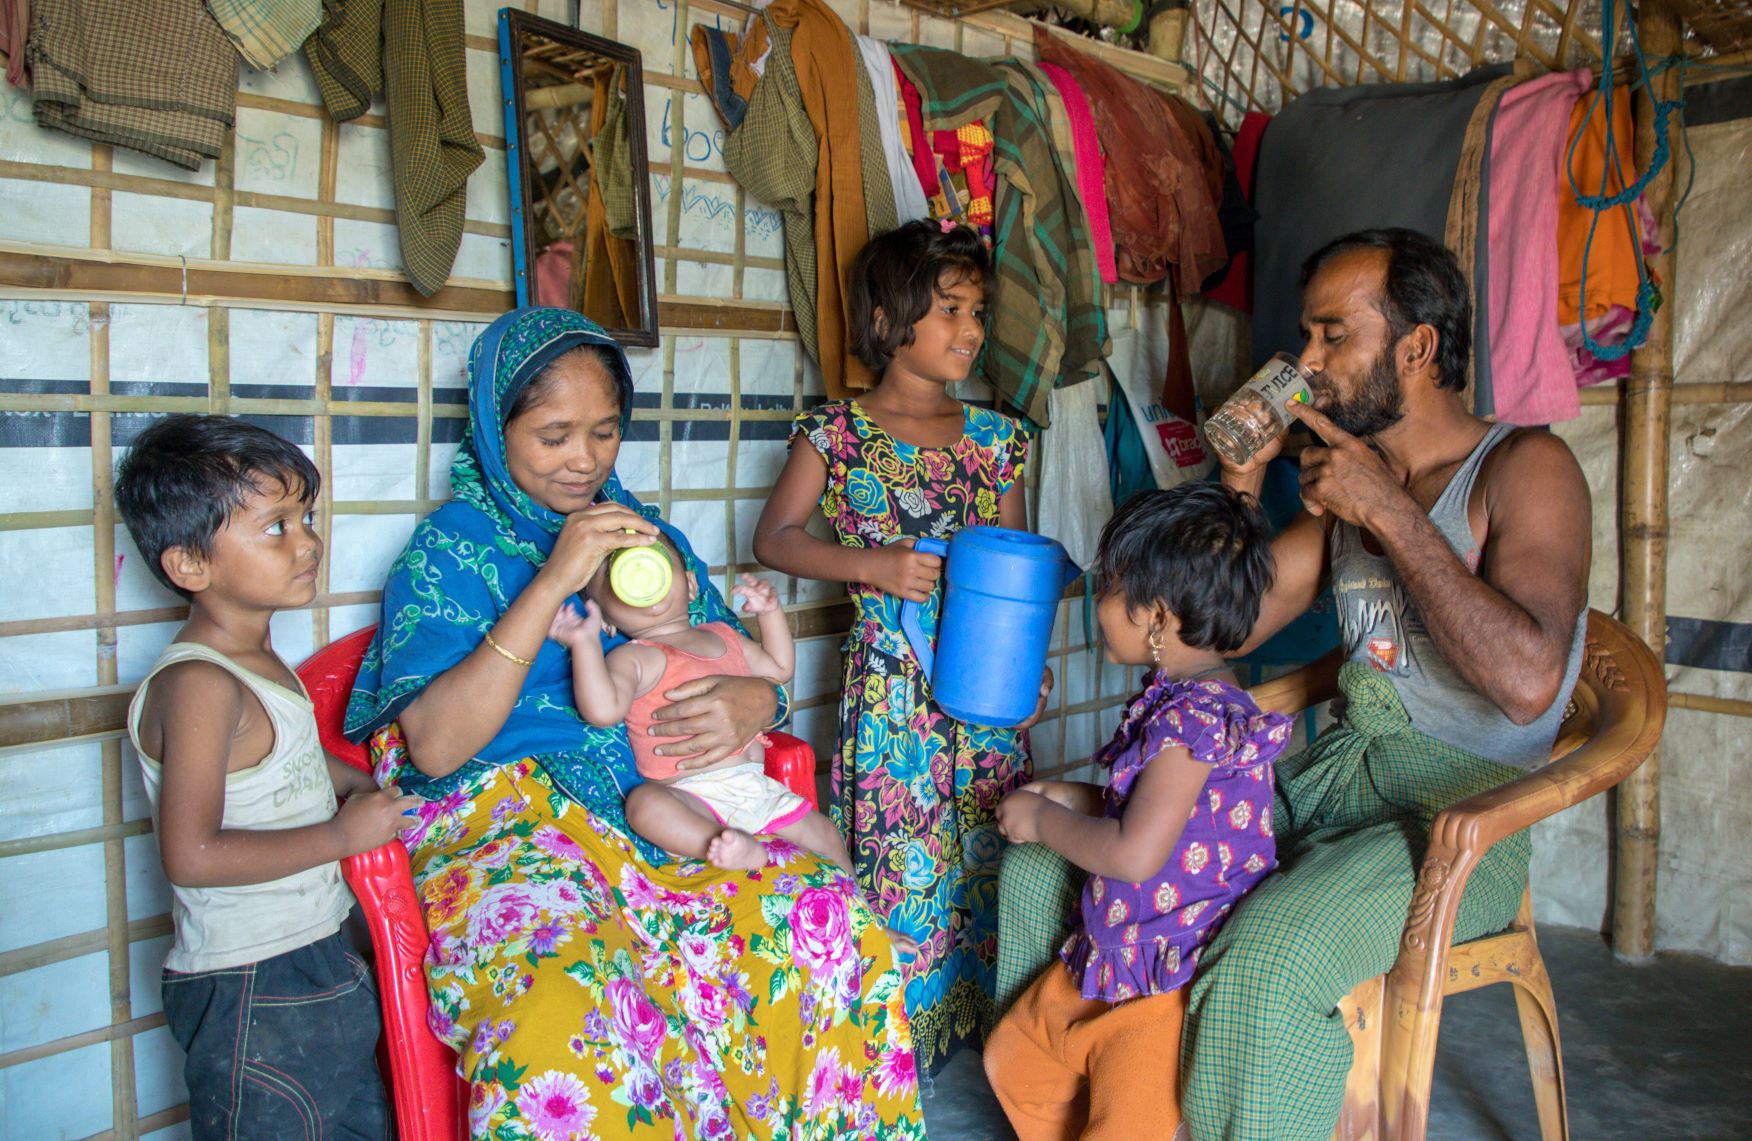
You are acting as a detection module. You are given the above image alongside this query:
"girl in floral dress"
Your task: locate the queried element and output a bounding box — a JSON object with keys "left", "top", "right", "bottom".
{"left": 985, "top": 484, "right": 1292, "bottom": 1140}
{"left": 755, "top": 221, "right": 1049, "bottom": 1076}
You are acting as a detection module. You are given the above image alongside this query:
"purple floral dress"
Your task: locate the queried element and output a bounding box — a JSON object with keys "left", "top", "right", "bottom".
{"left": 1062, "top": 674, "right": 1292, "bottom": 1002}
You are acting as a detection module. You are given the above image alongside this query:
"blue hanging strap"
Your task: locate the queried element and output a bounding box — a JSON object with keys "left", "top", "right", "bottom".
{"left": 1564, "top": 0, "right": 1685, "bottom": 363}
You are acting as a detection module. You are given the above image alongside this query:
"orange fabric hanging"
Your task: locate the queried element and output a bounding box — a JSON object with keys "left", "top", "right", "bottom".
{"left": 768, "top": 0, "right": 876, "bottom": 396}
{"left": 1557, "top": 85, "right": 1641, "bottom": 326}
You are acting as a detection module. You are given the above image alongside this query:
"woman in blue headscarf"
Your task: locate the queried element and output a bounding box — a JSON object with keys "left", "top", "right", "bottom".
{"left": 347, "top": 309, "right": 923, "bottom": 1139}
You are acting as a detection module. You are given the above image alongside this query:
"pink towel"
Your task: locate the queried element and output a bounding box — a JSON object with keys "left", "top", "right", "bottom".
{"left": 1486, "top": 69, "right": 1591, "bottom": 426}
{"left": 1038, "top": 59, "right": 1118, "bottom": 285}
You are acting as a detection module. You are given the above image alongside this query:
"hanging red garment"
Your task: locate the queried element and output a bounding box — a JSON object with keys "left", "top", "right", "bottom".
{"left": 1033, "top": 27, "right": 1225, "bottom": 289}
{"left": 1205, "top": 111, "right": 1270, "bottom": 313}
{"left": 894, "top": 60, "right": 938, "bottom": 202}
{"left": 930, "top": 124, "right": 996, "bottom": 227}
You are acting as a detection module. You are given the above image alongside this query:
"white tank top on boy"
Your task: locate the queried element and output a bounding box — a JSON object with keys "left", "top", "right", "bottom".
{"left": 127, "top": 643, "right": 352, "bottom": 973}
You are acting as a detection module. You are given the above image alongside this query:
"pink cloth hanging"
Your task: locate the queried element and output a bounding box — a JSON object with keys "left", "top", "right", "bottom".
{"left": 533, "top": 242, "right": 575, "bottom": 309}
{"left": 1038, "top": 59, "right": 1118, "bottom": 285}
{"left": 1486, "top": 69, "right": 1591, "bottom": 426}
{"left": 1, "top": 0, "right": 29, "bottom": 88}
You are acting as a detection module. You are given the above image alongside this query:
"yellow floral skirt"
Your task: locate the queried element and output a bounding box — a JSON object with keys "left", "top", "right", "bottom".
{"left": 373, "top": 728, "right": 924, "bottom": 1140}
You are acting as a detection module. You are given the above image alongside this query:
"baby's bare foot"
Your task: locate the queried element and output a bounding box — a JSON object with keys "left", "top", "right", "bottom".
{"left": 706, "top": 828, "right": 768, "bottom": 871}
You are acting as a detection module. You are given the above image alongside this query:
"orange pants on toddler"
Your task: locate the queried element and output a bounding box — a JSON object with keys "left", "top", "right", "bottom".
{"left": 984, "top": 962, "right": 1186, "bottom": 1141}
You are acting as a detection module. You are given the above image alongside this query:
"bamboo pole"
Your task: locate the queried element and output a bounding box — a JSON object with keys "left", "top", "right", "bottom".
{"left": 1579, "top": 381, "right": 1752, "bottom": 405}
{"left": 1614, "top": 0, "right": 1681, "bottom": 965}
{"left": 1669, "top": 691, "right": 1752, "bottom": 718}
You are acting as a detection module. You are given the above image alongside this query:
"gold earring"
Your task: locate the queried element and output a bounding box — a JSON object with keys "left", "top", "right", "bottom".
{"left": 1147, "top": 627, "right": 1163, "bottom": 665}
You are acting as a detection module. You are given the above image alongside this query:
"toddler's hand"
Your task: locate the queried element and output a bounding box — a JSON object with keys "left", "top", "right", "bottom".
{"left": 995, "top": 789, "right": 1046, "bottom": 844}
{"left": 547, "top": 598, "right": 603, "bottom": 646}
{"left": 865, "top": 538, "right": 943, "bottom": 603}
{"left": 334, "top": 785, "right": 422, "bottom": 855}
{"left": 733, "top": 574, "right": 780, "bottom": 614}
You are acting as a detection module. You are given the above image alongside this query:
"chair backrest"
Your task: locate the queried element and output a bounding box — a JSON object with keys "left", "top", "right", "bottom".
{"left": 298, "top": 624, "right": 377, "bottom": 772}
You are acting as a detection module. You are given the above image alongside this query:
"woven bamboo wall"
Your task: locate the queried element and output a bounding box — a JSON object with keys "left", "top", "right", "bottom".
{"left": 1187, "top": 0, "right": 1744, "bottom": 126}
{"left": 0, "top": 2, "right": 1200, "bottom": 1135}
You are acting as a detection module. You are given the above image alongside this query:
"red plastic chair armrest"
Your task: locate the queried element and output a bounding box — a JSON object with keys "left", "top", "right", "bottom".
{"left": 342, "top": 842, "right": 467, "bottom": 1141}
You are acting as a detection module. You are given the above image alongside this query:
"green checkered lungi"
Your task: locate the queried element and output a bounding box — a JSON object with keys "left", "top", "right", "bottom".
{"left": 994, "top": 663, "right": 1531, "bottom": 1140}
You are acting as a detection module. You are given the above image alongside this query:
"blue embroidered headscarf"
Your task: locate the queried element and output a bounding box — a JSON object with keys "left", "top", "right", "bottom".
{"left": 345, "top": 308, "right": 744, "bottom": 835}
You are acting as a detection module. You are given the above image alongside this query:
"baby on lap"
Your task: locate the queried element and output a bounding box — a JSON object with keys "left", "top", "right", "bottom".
{"left": 548, "top": 536, "right": 846, "bottom": 874}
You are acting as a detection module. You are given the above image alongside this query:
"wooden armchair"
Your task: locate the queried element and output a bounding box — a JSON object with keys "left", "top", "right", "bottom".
{"left": 1246, "top": 609, "right": 1667, "bottom": 1141}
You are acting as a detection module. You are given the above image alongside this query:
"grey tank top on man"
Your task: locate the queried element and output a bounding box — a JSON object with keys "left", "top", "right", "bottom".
{"left": 1330, "top": 422, "right": 1587, "bottom": 769}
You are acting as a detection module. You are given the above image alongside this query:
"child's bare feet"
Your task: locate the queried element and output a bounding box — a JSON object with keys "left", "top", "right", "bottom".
{"left": 706, "top": 828, "right": 768, "bottom": 870}
{"left": 888, "top": 929, "right": 919, "bottom": 958}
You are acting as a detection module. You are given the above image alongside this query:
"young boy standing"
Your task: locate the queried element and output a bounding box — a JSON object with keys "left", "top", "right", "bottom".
{"left": 115, "top": 415, "right": 415, "bottom": 1140}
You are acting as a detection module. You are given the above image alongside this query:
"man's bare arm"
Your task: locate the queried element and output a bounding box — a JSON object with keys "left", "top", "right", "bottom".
{"left": 1233, "top": 508, "right": 1331, "bottom": 657}
{"left": 1295, "top": 406, "right": 1589, "bottom": 724}
{"left": 1390, "top": 432, "right": 1590, "bottom": 722}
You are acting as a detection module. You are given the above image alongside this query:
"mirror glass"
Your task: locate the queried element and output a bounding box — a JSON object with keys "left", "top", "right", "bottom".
{"left": 499, "top": 10, "right": 660, "bottom": 346}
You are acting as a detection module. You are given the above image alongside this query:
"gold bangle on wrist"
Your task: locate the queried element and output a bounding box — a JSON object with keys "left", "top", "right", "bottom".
{"left": 482, "top": 629, "right": 535, "bottom": 667}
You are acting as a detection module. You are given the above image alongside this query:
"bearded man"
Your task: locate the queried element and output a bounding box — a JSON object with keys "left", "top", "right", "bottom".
{"left": 1178, "top": 227, "right": 1593, "bottom": 1139}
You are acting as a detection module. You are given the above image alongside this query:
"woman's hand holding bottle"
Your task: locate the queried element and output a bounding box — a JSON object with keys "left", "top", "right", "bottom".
{"left": 538, "top": 504, "right": 659, "bottom": 599}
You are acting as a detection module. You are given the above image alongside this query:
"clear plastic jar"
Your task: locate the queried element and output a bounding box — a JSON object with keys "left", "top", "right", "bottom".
{"left": 1204, "top": 352, "right": 1316, "bottom": 468}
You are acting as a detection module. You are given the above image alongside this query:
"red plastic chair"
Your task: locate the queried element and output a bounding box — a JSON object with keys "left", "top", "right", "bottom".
{"left": 297, "top": 625, "right": 820, "bottom": 1141}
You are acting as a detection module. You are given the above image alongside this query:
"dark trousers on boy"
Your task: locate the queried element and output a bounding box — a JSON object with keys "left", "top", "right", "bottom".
{"left": 161, "top": 931, "right": 389, "bottom": 1140}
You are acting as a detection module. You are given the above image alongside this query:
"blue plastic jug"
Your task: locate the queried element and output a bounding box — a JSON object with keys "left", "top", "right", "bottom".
{"left": 899, "top": 527, "right": 1081, "bottom": 727}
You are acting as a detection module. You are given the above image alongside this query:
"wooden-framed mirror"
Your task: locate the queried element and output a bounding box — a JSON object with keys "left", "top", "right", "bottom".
{"left": 497, "top": 9, "right": 660, "bottom": 347}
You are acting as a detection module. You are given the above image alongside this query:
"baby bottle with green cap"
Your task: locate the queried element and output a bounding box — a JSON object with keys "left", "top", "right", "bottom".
{"left": 609, "top": 544, "right": 673, "bottom": 608}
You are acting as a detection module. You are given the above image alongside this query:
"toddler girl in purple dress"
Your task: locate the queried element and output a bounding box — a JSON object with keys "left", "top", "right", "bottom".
{"left": 986, "top": 482, "right": 1293, "bottom": 1141}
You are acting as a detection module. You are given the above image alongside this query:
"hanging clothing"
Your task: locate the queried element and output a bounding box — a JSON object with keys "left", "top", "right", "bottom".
{"left": 896, "top": 77, "right": 997, "bottom": 248}
{"left": 305, "top": 0, "right": 483, "bottom": 296}
{"left": 533, "top": 241, "right": 574, "bottom": 308}
{"left": 206, "top": 0, "right": 321, "bottom": 70}
{"left": 722, "top": 17, "right": 824, "bottom": 370}
{"left": 690, "top": 24, "right": 750, "bottom": 130}
{"left": 854, "top": 35, "right": 929, "bottom": 223}
{"left": 1031, "top": 28, "right": 1221, "bottom": 427}
{"left": 890, "top": 43, "right": 1109, "bottom": 431}
{"left": 1033, "top": 27, "right": 1225, "bottom": 290}
{"left": 894, "top": 61, "right": 940, "bottom": 205}
{"left": 1557, "top": 84, "right": 1643, "bottom": 326}
{"left": 1, "top": 0, "right": 30, "bottom": 88}
{"left": 1251, "top": 66, "right": 1510, "bottom": 375}
{"left": 590, "top": 68, "right": 638, "bottom": 240}
{"left": 850, "top": 38, "right": 897, "bottom": 243}
{"left": 767, "top": 0, "right": 877, "bottom": 396}
{"left": 1445, "top": 71, "right": 1520, "bottom": 413}
{"left": 582, "top": 66, "right": 640, "bottom": 331}
{"left": 1486, "top": 69, "right": 1591, "bottom": 426}
{"left": 1204, "top": 110, "right": 1270, "bottom": 312}
{"left": 28, "top": 0, "right": 236, "bottom": 169}
{"left": 1036, "top": 377, "right": 1112, "bottom": 573}
{"left": 1561, "top": 304, "right": 1636, "bottom": 387}
{"left": 930, "top": 123, "right": 997, "bottom": 228}
{"left": 1037, "top": 59, "right": 1117, "bottom": 286}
